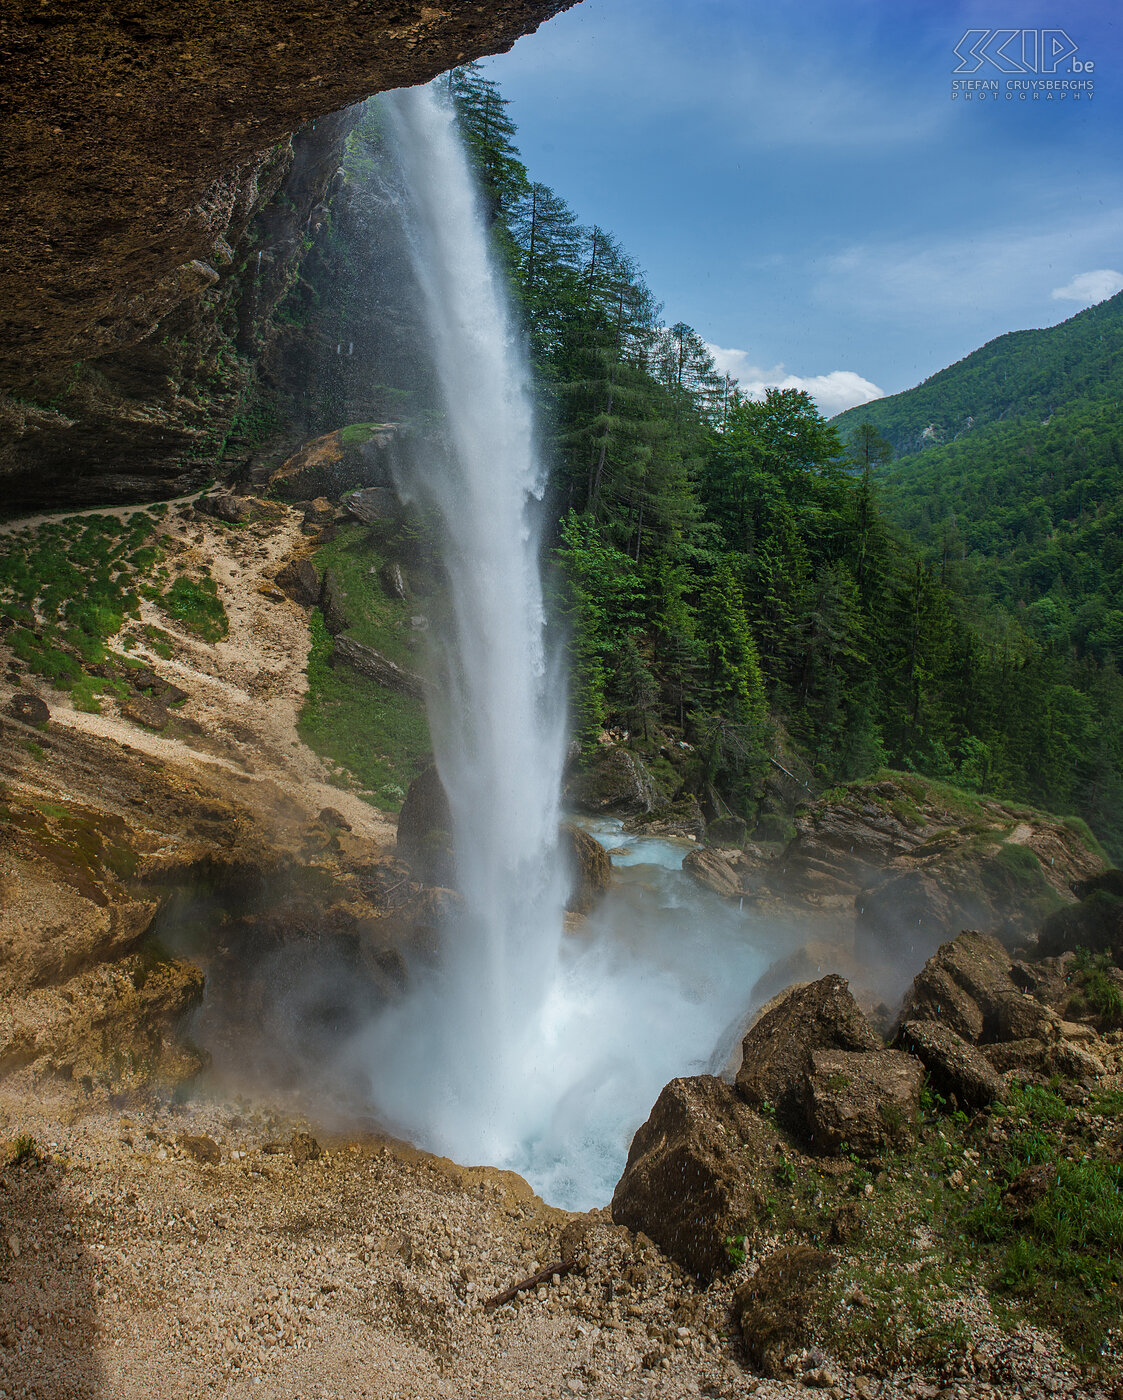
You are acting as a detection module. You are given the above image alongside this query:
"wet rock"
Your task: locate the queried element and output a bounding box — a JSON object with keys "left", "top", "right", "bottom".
{"left": 611, "top": 1075, "right": 781, "bottom": 1282}
{"left": 735, "top": 976, "right": 881, "bottom": 1138}
{"left": 898, "top": 1019, "right": 1004, "bottom": 1108}
{"left": 0, "top": 954, "right": 205, "bottom": 1083}
{"left": 269, "top": 425, "right": 400, "bottom": 501}
{"left": 683, "top": 847, "right": 756, "bottom": 900}
{"left": 560, "top": 823, "right": 611, "bottom": 915}
{"left": 319, "top": 568, "right": 352, "bottom": 636}
{"left": 564, "top": 746, "right": 661, "bottom": 818}
{"left": 331, "top": 636, "right": 424, "bottom": 699}
{"left": 396, "top": 765, "right": 454, "bottom": 886}
{"left": 379, "top": 560, "right": 409, "bottom": 601}
{"left": 804, "top": 1048, "right": 922, "bottom": 1157}
{"left": 302, "top": 496, "right": 336, "bottom": 527}
{"left": 345, "top": 486, "right": 404, "bottom": 526}
{"left": 895, "top": 931, "right": 1052, "bottom": 1045}
{"left": 0, "top": 858, "right": 157, "bottom": 998}
{"left": 274, "top": 557, "right": 320, "bottom": 607}
{"left": 6, "top": 691, "right": 49, "bottom": 725}
{"left": 733, "top": 1245, "right": 835, "bottom": 1377}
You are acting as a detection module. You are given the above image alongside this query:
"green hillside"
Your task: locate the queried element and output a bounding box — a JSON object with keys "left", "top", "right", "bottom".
{"left": 834, "top": 291, "right": 1123, "bottom": 456}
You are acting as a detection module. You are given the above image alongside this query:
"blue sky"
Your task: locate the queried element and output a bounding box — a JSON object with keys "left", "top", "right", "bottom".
{"left": 482, "top": 0, "right": 1122, "bottom": 412}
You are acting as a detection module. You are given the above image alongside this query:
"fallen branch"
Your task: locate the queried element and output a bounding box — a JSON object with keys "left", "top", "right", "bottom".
{"left": 483, "top": 1257, "right": 574, "bottom": 1310}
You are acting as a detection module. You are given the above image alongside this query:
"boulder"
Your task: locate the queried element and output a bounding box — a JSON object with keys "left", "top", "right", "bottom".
{"left": 898, "top": 1020, "right": 1003, "bottom": 1109}
{"left": 119, "top": 695, "right": 171, "bottom": 731}
{"left": 379, "top": 560, "right": 409, "bottom": 601}
{"left": 677, "top": 840, "right": 750, "bottom": 896}
{"left": 559, "top": 823, "right": 611, "bottom": 915}
{"left": 564, "top": 746, "right": 661, "bottom": 818}
{"left": 611, "top": 1075, "right": 782, "bottom": 1282}
{"left": 683, "top": 847, "right": 757, "bottom": 900}
{"left": 345, "top": 486, "right": 404, "bottom": 526}
{"left": 268, "top": 424, "right": 400, "bottom": 501}
{"left": 194, "top": 491, "right": 260, "bottom": 524}
{"left": 804, "top": 1048, "right": 923, "bottom": 1157}
{"left": 302, "top": 496, "right": 336, "bottom": 527}
{"left": 330, "top": 636, "right": 424, "bottom": 700}
{"left": 316, "top": 807, "right": 352, "bottom": 832}
{"left": 895, "top": 931, "right": 1055, "bottom": 1046}
{"left": 396, "top": 765, "right": 454, "bottom": 886}
{"left": 6, "top": 691, "right": 49, "bottom": 725}
{"left": 733, "top": 1245, "right": 835, "bottom": 1377}
{"left": 735, "top": 976, "right": 882, "bottom": 1138}
{"left": 319, "top": 568, "right": 352, "bottom": 636}
{"left": 274, "top": 557, "right": 320, "bottom": 607}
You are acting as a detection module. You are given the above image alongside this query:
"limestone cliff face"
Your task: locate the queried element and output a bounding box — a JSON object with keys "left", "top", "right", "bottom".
{"left": 0, "top": 0, "right": 577, "bottom": 506}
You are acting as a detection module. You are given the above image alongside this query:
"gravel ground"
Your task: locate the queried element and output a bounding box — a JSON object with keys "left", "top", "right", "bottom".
{"left": 0, "top": 1079, "right": 1111, "bottom": 1400}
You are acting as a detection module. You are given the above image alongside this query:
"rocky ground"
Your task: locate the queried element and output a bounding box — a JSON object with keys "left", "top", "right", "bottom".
{"left": 3, "top": 484, "right": 1123, "bottom": 1399}
{"left": 2, "top": 1065, "right": 1116, "bottom": 1400}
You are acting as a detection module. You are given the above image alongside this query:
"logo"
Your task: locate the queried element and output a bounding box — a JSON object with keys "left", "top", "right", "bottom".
{"left": 953, "top": 29, "right": 1091, "bottom": 74}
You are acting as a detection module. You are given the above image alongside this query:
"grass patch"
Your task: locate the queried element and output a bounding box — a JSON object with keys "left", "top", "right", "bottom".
{"left": 297, "top": 610, "right": 429, "bottom": 811}
{"left": 339, "top": 421, "right": 385, "bottom": 448}
{"left": 160, "top": 575, "right": 228, "bottom": 641}
{"left": 0, "top": 509, "right": 163, "bottom": 699}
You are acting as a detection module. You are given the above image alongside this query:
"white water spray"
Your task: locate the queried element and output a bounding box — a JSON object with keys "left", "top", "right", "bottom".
{"left": 351, "top": 83, "right": 569, "bottom": 1164}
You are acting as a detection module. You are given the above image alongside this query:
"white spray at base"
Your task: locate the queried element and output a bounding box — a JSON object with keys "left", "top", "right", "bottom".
{"left": 348, "top": 85, "right": 784, "bottom": 1208}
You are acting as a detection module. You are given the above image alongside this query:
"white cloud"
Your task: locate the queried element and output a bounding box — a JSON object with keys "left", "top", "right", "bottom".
{"left": 1050, "top": 269, "right": 1123, "bottom": 305}
{"left": 707, "top": 345, "right": 884, "bottom": 416}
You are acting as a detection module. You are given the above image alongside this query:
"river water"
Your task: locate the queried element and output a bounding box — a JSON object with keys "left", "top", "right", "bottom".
{"left": 495, "top": 818, "right": 793, "bottom": 1209}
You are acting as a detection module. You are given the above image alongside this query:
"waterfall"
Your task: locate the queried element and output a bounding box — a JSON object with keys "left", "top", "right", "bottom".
{"left": 352, "top": 83, "right": 569, "bottom": 1165}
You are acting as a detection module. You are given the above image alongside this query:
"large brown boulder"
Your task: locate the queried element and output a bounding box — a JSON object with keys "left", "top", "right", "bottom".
{"left": 804, "top": 1048, "right": 923, "bottom": 1158}
{"left": 611, "top": 1075, "right": 781, "bottom": 1282}
{"left": 733, "top": 1246, "right": 835, "bottom": 1377}
{"left": 564, "top": 746, "right": 661, "bottom": 818}
{"left": 274, "top": 557, "right": 320, "bottom": 607}
{"left": 735, "top": 976, "right": 882, "bottom": 1137}
{"left": 269, "top": 425, "right": 400, "bottom": 500}
{"left": 897, "top": 1019, "right": 1004, "bottom": 1109}
{"left": 559, "top": 823, "right": 611, "bottom": 915}
{"left": 895, "top": 931, "right": 1055, "bottom": 1045}
{"left": 683, "top": 847, "right": 761, "bottom": 900}
{"left": 396, "top": 766, "right": 454, "bottom": 887}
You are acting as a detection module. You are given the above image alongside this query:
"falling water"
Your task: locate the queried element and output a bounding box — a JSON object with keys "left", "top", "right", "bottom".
{"left": 350, "top": 83, "right": 570, "bottom": 1165}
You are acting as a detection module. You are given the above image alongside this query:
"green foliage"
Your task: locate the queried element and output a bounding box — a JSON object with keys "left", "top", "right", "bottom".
{"left": 160, "top": 576, "right": 228, "bottom": 642}
{"left": 724, "top": 1234, "right": 747, "bottom": 1269}
{"left": 297, "top": 523, "right": 431, "bottom": 808}
{"left": 9, "top": 1134, "right": 40, "bottom": 1167}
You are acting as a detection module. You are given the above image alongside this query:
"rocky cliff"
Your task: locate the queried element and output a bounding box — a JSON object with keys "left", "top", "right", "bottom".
{"left": 0, "top": 0, "right": 576, "bottom": 508}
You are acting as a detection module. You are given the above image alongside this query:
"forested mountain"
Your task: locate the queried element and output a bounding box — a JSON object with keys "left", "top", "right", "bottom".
{"left": 832, "top": 292, "right": 1123, "bottom": 456}
{"left": 326, "top": 68, "right": 1123, "bottom": 860}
